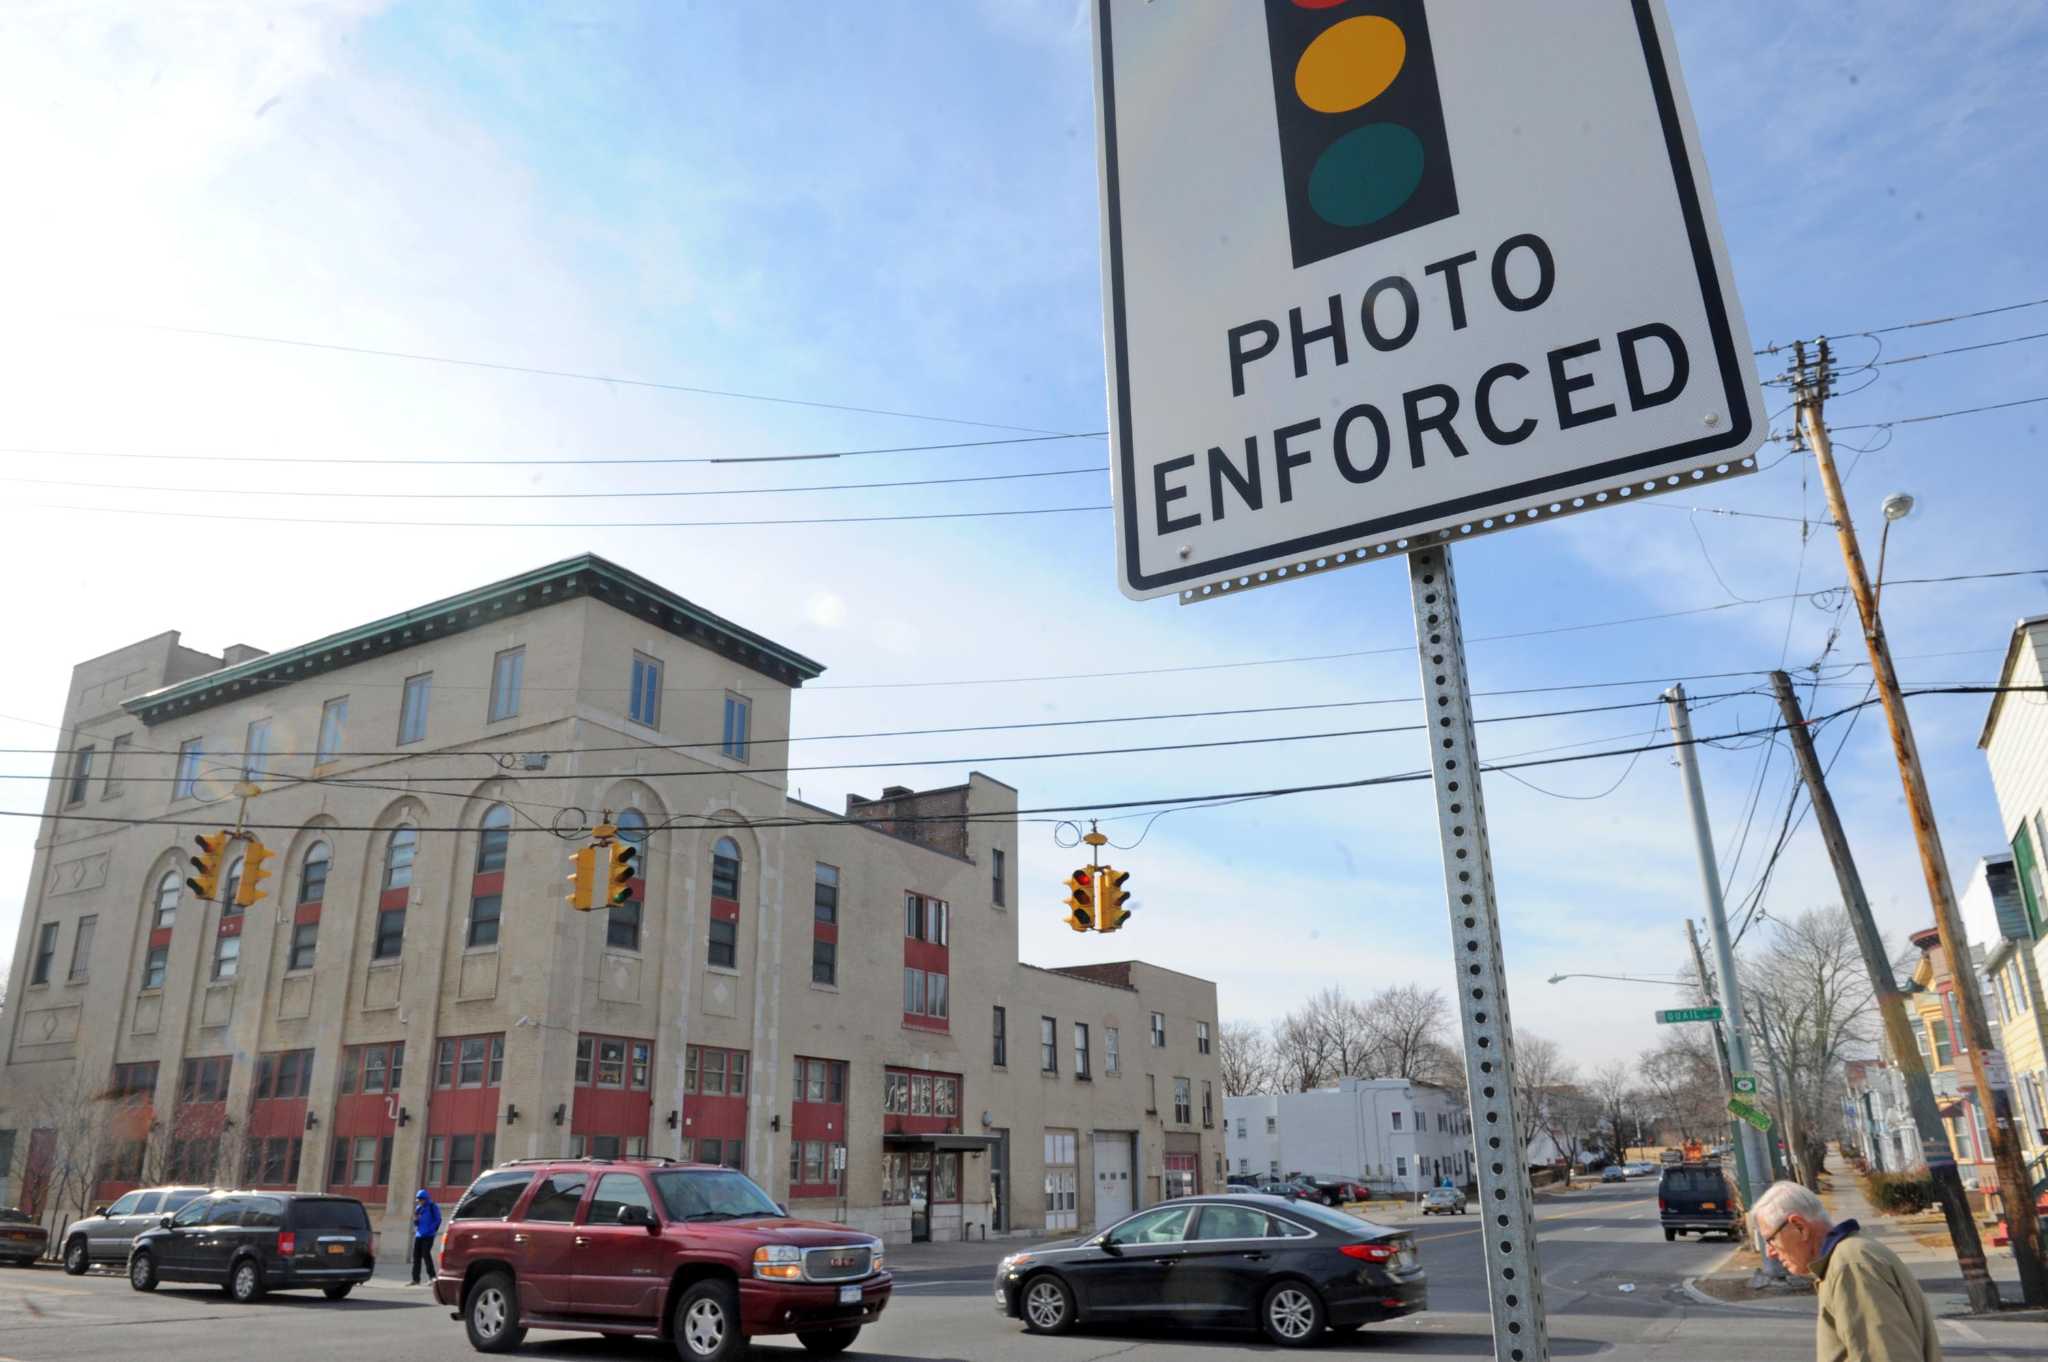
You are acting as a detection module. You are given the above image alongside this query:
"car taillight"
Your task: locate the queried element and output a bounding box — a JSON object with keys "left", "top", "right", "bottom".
{"left": 1658, "top": 1199, "right": 1667, "bottom": 1213}
{"left": 1340, "top": 1241, "right": 1397, "bottom": 1263}
{"left": 278, "top": 1231, "right": 297, "bottom": 1256}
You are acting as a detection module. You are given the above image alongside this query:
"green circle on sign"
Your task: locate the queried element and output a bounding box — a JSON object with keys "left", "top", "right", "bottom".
{"left": 1307, "top": 123, "right": 1425, "bottom": 228}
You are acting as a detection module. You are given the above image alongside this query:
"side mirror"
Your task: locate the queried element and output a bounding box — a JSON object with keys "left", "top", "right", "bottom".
{"left": 161, "top": 1215, "right": 175, "bottom": 1229}
{"left": 775, "top": 1203, "right": 789, "bottom": 1218}
{"left": 93, "top": 1207, "right": 109, "bottom": 1218}
{"left": 616, "top": 1203, "right": 649, "bottom": 1227}
{"left": 1097, "top": 1237, "right": 1122, "bottom": 1256}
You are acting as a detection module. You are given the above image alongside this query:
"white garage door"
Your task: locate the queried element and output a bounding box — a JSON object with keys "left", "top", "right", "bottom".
{"left": 1092, "top": 1134, "right": 1133, "bottom": 1229}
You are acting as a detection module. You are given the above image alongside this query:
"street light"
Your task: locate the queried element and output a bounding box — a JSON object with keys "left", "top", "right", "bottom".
{"left": 1874, "top": 490, "right": 1916, "bottom": 609}
{"left": 1546, "top": 972, "right": 1692, "bottom": 986}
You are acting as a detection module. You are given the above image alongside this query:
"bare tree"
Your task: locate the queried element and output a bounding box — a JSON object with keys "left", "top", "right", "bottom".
{"left": 1637, "top": 1032, "right": 1724, "bottom": 1142}
{"left": 1745, "top": 907, "right": 1875, "bottom": 1187}
{"left": 1364, "top": 984, "right": 1452, "bottom": 1081}
{"left": 1510, "top": 1032, "right": 1576, "bottom": 1171}
{"left": 1587, "top": 1060, "right": 1637, "bottom": 1160}
{"left": 1219, "top": 1021, "right": 1273, "bottom": 1097}
{"left": 1270, "top": 1011, "right": 1337, "bottom": 1093}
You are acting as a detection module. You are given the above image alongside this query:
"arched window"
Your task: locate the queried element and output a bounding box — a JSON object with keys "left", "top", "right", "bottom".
{"left": 154, "top": 870, "right": 182, "bottom": 929}
{"left": 221, "top": 854, "right": 246, "bottom": 916}
{"left": 384, "top": 825, "right": 417, "bottom": 891}
{"left": 300, "top": 841, "right": 332, "bottom": 905}
{"left": 469, "top": 805, "right": 512, "bottom": 948}
{"left": 708, "top": 836, "right": 741, "bottom": 969}
{"left": 476, "top": 805, "right": 512, "bottom": 874}
{"left": 609, "top": 809, "right": 648, "bottom": 952}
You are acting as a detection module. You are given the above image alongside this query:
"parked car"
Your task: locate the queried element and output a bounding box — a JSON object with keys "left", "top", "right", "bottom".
{"left": 128, "top": 1191, "right": 375, "bottom": 1301}
{"left": 434, "top": 1157, "right": 890, "bottom": 1358}
{"left": 1625, "top": 1162, "right": 1657, "bottom": 1179}
{"left": 1302, "top": 1175, "right": 1370, "bottom": 1204}
{"left": 1224, "top": 1173, "right": 1263, "bottom": 1189}
{"left": 62, "top": 1185, "right": 212, "bottom": 1274}
{"left": 0, "top": 1207, "right": 49, "bottom": 1265}
{"left": 1253, "top": 1180, "right": 1316, "bottom": 1201}
{"left": 1419, "top": 1187, "right": 1466, "bottom": 1216}
{"left": 1600, "top": 1165, "right": 1628, "bottom": 1184}
{"left": 1277, "top": 1177, "right": 1336, "bottom": 1205}
{"left": 996, "top": 1193, "right": 1424, "bottom": 1348}
{"left": 1658, "top": 1163, "right": 1742, "bottom": 1242}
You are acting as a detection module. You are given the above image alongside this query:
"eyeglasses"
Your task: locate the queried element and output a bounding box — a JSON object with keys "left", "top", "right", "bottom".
{"left": 1764, "top": 1218, "right": 1798, "bottom": 1249}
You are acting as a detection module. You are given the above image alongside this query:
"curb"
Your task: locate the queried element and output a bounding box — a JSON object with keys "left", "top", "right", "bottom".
{"left": 1679, "top": 1274, "right": 1818, "bottom": 1315}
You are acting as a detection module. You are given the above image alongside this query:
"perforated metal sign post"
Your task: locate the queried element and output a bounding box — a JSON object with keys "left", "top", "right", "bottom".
{"left": 1091, "top": 0, "right": 1767, "bottom": 603}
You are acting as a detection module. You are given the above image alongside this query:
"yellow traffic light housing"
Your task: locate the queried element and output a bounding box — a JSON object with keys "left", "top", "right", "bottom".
{"left": 566, "top": 846, "right": 597, "bottom": 912}
{"left": 237, "top": 839, "right": 275, "bottom": 908}
{"left": 187, "top": 831, "right": 231, "bottom": 901}
{"left": 1099, "top": 867, "right": 1132, "bottom": 931}
{"left": 1062, "top": 867, "right": 1096, "bottom": 933}
{"left": 606, "top": 843, "right": 638, "bottom": 907}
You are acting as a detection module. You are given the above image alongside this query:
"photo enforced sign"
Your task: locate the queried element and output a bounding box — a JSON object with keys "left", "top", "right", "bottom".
{"left": 1092, "top": 0, "right": 1767, "bottom": 600}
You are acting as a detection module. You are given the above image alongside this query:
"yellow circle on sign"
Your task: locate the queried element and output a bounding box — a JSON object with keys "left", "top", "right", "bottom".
{"left": 1294, "top": 16, "right": 1407, "bottom": 114}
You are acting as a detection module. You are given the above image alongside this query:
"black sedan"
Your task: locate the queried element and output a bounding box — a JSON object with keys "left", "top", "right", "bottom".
{"left": 994, "top": 1194, "right": 1424, "bottom": 1347}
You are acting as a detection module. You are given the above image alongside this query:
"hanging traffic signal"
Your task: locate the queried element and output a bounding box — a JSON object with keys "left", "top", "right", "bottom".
{"left": 1263, "top": 0, "right": 1458, "bottom": 269}
{"left": 187, "top": 832, "right": 232, "bottom": 901}
{"left": 1099, "top": 867, "right": 1132, "bottom": 932}
{"left": 565, "top": 846, "right": 597, "bottom": 912}
{"left": 605, "top": 843, "right": 638, "bottom": 907}
{"left": 236, "top": 839, "right": 275, "bottom": 908}
{"left": 1062, "top": 867, "right": 1096, "bottom": 933}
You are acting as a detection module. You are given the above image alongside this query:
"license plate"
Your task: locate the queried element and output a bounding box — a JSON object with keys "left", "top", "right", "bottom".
{"left": 839, "top": 1284, "right": 861, "bottom": 1305}
{"left": 1396, "top": 1250, "right": 1416, "bottom": 1271}
{"left": 1702, "top": 1203, "right": 1718, "bottom": 1210}
{"left": 326, "top": 1243, "right": 348, "bottom": 1255}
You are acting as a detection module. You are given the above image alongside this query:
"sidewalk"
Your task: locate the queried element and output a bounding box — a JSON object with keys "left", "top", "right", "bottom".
{"left": 1820, "top": 1169, "right": 2028, "bottom": 1318}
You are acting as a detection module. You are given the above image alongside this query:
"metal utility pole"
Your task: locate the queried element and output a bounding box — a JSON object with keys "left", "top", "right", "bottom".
{"left": 1794, "top": 341, "right": 2045, "bottom": 1305}
{"left": 1768, "top": 670, "right": 2001, "bottom": 1311}
{"left": 1684, "top": 919, "right": 1756, "bottom": 1193}
{"left": 1662, "top": 685, "right": 1767, "bottom": 1215}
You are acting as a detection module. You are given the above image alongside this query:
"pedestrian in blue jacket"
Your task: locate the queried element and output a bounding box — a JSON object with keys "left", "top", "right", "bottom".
{"left": 411, "top": 1190, "right": 442, "bottom": 1285}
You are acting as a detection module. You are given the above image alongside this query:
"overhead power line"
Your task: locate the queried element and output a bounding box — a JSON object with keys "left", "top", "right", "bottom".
{"left": 16, "top": 501, "right": 1112, "bottom": 530}
{"left": 1755, "top": 296, "right": 2048, "bottom": 354}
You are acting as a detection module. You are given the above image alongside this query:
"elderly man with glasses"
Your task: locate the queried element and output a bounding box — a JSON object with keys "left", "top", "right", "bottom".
{"left": 1751, "top": 1181, "right": 1941, "bottom": 1362}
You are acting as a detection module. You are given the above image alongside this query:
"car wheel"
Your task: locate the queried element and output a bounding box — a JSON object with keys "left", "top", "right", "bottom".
{"left": 129, "top": 1251, "right": 159, "bottom": 1293}
{"left": 228, "top": 1257, "right": 266, "bottom": 1303}
{"left": 796, "top": 1326, "right": 861, "bottom": 1356}
{"left": 465, "top": 1270, "right": 528, "bottom": 1354}
{"left": 1663, "top": 1229, "right": 1676, "bottom": 1242}
{"left": 63, "top": 1238, "right": 89, "bottom": 1276}
{"left": 324, "top": 1284, "right": 354, "bottom": 1300}
{"left": 672, "top": 1278, "right": 746, "bottom": 1361}
{"left": 1261, "top": 1280, "right": 1326, "bottom": 1347}
{"left": 1020, "top": 1273, "right": 1075, "bottom": 1335}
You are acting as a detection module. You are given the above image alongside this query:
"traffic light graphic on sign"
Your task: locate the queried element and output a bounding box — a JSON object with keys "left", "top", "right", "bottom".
{"left": 1264, "top": 0, "right": 1459, "bottom": 269}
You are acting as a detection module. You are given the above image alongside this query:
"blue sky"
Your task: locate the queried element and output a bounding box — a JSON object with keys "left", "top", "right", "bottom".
{"left": 2, "top": 1, "right": 2045, "bottom": 1070}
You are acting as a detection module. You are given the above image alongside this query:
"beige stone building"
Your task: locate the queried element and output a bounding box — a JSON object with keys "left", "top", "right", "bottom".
{"left": 0, "top": 554, "right": 1223, "bottom": 1246}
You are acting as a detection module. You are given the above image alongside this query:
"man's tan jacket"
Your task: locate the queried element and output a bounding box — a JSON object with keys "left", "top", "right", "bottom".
{"left": 1813, "top": 1231, "right": 1942, "bottom": 1362}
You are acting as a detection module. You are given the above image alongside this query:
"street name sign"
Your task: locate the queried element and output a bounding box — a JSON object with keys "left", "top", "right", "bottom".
{"left": 1727, "top": 1097, "right": 1773, "bottom": 1133}
{"left": 1731, "top": 1072, "right": 1759, "bottom": 1096}
{"left": 1091, "top": 0, "right": 1767, "bottom": 600}
{"left": 1656, "top": 1006, "right": 1722, "bottom": 1025}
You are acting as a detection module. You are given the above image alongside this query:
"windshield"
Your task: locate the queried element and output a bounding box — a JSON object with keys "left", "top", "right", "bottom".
{"left": 0, "top": 1208, "right": 31, "bottom": 1223}
{"left": 1281, "top": 1198, "right": 1393, "bottom": 1236}
{"left": 652, "top": 1169, "right": 784, "bottom": 1222}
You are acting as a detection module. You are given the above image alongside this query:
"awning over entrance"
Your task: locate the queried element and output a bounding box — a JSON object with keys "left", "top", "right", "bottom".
{"left": 883, "top": 1133, "right": 998, "bottom": 1154}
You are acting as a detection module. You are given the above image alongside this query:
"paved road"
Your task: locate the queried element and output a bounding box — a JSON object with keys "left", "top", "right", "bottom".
{"left": 2, "top": 1181, "right": 2036, "bottom": 1361}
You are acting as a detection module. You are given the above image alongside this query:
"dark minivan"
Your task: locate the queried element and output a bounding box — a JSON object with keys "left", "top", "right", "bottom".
{"left": 129, "top": 1192, "right": 376, "bottom": 1302}
{"left": 1658, "top": 1162, "right": 1741, "bottom": 1241}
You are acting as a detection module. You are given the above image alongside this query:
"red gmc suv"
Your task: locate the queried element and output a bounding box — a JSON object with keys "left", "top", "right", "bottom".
{"left": 434, "top": 1157, "right": 890, "bottom": 1359}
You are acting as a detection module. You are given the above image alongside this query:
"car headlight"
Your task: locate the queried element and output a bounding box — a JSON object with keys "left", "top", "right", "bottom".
{"left": 753, "top": 1245, "right": 804, "bottom": 1281}
{"left": 1000, "top": 1252, "right": 1035, "bottom": 1271}
{"left": 870, "top": 1249, "right": 885, "bottom": 1274}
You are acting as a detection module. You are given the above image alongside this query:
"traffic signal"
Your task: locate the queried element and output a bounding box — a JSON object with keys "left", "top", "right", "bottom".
{"left": 565, "top": 846, "right": 597, "bottom": 912}
{"left": 1099, "top": 867, "right": 1132, "bottom": 932}
{"left": 1062, "top": 867, "right": 1096, "bottom": 933}
{"left": 187, "top": 831, "right": 231, "bottom": 901}
{"left": 1263, "top": 0, "right": 1458, "bottom": 269}
{"left": 606, "top": 843, "right": 638, "bottom": 907}
{"left": 236, "top": 839, "right": 275, "bottom": 908}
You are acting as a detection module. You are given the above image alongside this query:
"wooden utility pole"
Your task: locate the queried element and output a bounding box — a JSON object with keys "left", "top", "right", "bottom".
{"left": 1769, "top": 669, "right": 2001, "bottom": 1310}
{"left": 1794, "top": 340, "right": 2045, "bottom": 1306}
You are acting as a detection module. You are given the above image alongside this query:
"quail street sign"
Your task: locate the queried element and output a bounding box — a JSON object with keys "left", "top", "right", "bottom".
{"left": 1656, "top": 1006, "right": 1723, "bottom": 1024}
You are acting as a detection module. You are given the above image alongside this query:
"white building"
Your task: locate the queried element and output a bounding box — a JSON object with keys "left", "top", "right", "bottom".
{"left": 1225, "top": 1078, "right": 1473, "bottom": 1193}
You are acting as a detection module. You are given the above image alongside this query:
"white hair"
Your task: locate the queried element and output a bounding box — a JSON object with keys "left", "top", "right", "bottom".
{"left": 1752, "top": 1180, "right": 1827, "bottom": 1233}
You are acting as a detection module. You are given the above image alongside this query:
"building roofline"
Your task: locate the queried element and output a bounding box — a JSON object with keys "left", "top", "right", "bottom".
{"left": 1019, "top": 962, "right": 1138, "bottom": 993}
{"left": 1979, "top": 613, "right": 2048, "bottom": 749}
{"left": 1047, "top": 958, "right": 1219, "bottom": 990}
{"left": 121, "top": 554, "right": 826, "bottom": 727}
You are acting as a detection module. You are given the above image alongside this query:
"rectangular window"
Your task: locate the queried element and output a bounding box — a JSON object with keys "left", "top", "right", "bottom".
{"left": 1041, "top": 1016, "right": 1058, "bottom": 1073}
{"left": 398, "top": 674, "right": 432, "bottom": 744}
{"left": 811, "top": 938, "right": 836, "bottom": 986}
{"left": 1151, "top": 1012, "right": 1166, "bottom": 1047}
{"left": 708, "top": 918, "right": 737, "bottom": 969}
{"left": 357, "top": 1136, "right": 382, "bottom": 1188}
{"left": 629, "top": 653, "right": 663, "bottom": 728}
{"left": 1174, "top": 1077, "right": 1191, "bottom": 1124}
{"left": 468, "top": 894, "right": 501, "bottom": 949}
{"left": 1074, "top": 1022, "right": 1091, "bottom": 1079}
{"left": 1106, "top": 1027, "right": 1120, "bottom": 1074}
{"left": 437, "top": 1036, "right": 505, "bottom": 1089}
{"left": 1148, "top": 1074, "right": 1158, "bottom": 1113}
{"left": 244, "top": 719, "right": 271, "bottom": 782}
{"left": 1931, "top": 1018, "right": 1954, "bottom": 1068}
{"left": 608, "top": 897, "right": 642, "bottom": 953}
{"left": 927, "top": 972, "right": 949, "bottom": 1019}
{"left": 317, "top": 698, "right": 347, "bottom": 764}
{"left": 597, "top": 1039, "right": 627, "bottom": 1088}
{"left": 1397, "top": 1155, "right": 1408, "bottom": 1178}
{"left": 375, "top": 906, "right": 406, "bottom": 960}
{"left": 142, "top": 946, "right": 168, "bottom": 989}
{"left": 69, "top": 914, "right": 95, "bottom": 980}
{"left": 1197, "top": 1021, "right": 1212, "bottom": 1055}
{"left": 992, "top": 847, "right": 1006, "bottom": 906}
{"left": 180, "top": 1056, "right": 231, "bottom": 1103}
{"left": 31, "top": 922, "right": 58, "bottom": 984}
{"left": 1391, "top": 1110, "right": 1403, "bottom": 1131}
{"left": 904, "top": 967, "right": 925, "bottom": 1015}
{"left": 173, "top": 739, "right": 203, "bottom": 799}
{"left": 721, "top": 693, "right": 750, "bottom": 761}
{"left": 212, "top": 933, "right": 240, "bottom": 981}
{"left": 993, "top": 1006, "right": 1007, "bottom": 1066}
{"left": 288, "top": 921, "right": 318, "bottom": 971}
{"left": 111, "top": 1061, "right": 159, "bottom": 1101}
{"left": 814, "top": 864, "right": 838, "bottom": 923}
{"left": 1202, "top": 1080, "right": 1214, "bottom": 1127}
{"left": 102, "top": 733, "right": 130, "bottom": 797}
{"left": 66, "top": 744, "right": 94, "bottom": 805}
{"left": 1266, "top": 1115, "right": 1276, "bottom": 1133}
{"left": 488, "top": 647, "right": 525, "bottom": 722}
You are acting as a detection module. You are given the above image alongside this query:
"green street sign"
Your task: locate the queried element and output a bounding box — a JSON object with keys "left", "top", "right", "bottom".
{"left": 1656, "top": 1006, "right": 1723, "bottom": 1024}
{"left": 1728, "top": 1097, "right": 1773, "bottom": 1132}
{"left": 1732, "top": 1073, "right": 1759, "bottom": 1096}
